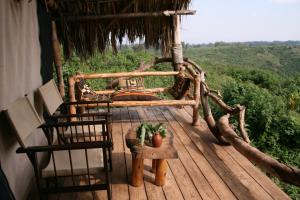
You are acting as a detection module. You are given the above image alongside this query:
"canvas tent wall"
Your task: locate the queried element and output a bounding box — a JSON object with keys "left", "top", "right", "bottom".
{"left": 0, "top": 0, "right": 45, "bottom": 199}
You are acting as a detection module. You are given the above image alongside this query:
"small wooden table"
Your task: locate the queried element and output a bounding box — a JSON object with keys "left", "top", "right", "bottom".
{"left": 125, "top": 128, "right": 178, "bottom": 187}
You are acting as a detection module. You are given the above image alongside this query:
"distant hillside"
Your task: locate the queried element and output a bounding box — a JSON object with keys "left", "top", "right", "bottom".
{"left": 183, "top": 44, "right": 300, "bottom": 75}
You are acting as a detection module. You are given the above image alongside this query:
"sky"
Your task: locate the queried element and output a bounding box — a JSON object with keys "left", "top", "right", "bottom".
{"left": 181, "top": 0, "right": 300, "bottom": 44}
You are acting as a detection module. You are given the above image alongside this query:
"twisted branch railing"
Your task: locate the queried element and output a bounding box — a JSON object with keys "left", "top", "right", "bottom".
{"left": 189, "top": 58, "right": 300, "bottom": 187}
{"left": 132, "top": 57, "right": 300, "bottom": 187}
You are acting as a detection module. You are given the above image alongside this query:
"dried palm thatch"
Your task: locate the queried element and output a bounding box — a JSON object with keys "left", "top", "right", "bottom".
{"left": 48, "top": 0, "right": 191, "bottom": 59}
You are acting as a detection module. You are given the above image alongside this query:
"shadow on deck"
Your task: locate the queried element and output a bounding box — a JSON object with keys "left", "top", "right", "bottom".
{"left": 45, "top": 106, "right": 289, "bottom": 200}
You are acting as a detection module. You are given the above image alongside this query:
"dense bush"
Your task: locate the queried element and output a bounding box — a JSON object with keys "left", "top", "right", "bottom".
{"left": 221, "top": 80, "right": 300, "bottom": 155}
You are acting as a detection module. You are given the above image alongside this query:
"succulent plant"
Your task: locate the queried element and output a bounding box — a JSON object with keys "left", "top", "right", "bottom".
{"left": 136, "top": 123, "right": 167, "bottom": 146}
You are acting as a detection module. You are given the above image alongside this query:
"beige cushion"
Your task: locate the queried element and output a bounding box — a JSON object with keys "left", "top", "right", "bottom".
{"left": 38, "top": 79, "right": 63, "bottom": 115}
{"left": 42, "top": 148, "right": 104, "bottom": 178}
{"left": 5, "top": 97, "right": 43, "bottom": 148}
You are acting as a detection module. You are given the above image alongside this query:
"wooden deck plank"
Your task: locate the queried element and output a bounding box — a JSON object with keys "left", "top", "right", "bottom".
{"left": 120, "top": 108, "right": 148, "bottom": 200}
{"left": 136, "top": 108, "right": 185, "bottom": 200}
{"left": 110, "top": 108, "right": 130, "bottom": 200}
{"left": 170, "top": 107, "right": 274, "bottom": 200}
{"left": 34, "top": 106, "right": 290, "bottom": 200}
{"left": 143, "top": 107, "right": 219, "bottom": 200}
{"left": 157, "top": 107, "right": 238, "bottom": 200}
{"left": 183, "top": 106, "right": 290, "bottom": 200}
{"left": 224, "top": 145, "right": 290, "bottom": 200}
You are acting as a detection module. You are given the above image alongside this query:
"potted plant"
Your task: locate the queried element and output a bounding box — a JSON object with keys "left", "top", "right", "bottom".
{"left": 136, "top": 123, "right": 167, "bottom": 147}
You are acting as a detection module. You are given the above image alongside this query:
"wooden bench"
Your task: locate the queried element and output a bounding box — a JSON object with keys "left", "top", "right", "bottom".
{"left": 68, "top": 70, "right": 202, "bottom": 126}
{"left": 125, "top": 128, "right": 178, "bottom": 187}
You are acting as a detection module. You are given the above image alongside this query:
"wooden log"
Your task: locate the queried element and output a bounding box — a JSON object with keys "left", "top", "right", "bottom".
{"left": 52, "top": 21, "right": 65, "bottom": 98}
{"left": 149, "top": 57, "right": 203, "bottom": 74}
{"left": 106, "top": 61, "right": 155, "bottom": 89}
{"left": 68, "top": 76, "right": 77, "bottom": 117}
{"left": 185, "top": 58, "right": 203, "bottom": 73}
{"left": 200, "top": 82, "right": 228, "bottom": 144}
{"left": 56, "top": 10, "right": 196, "bottom": 21}
{"left": 238, "top": 106, "right": 250, "bottom": 143}
{"left": 95, "top": 87, "right": 170, "bottom": 95}
{"left": 172, "top": 15, "right": 183, "bottom": 71}
{"left": 152, "top": 160, "right": 157, "bottom": 173}
{"left": 185, "top": 65, "right": 197, "bottom": 76}
{"left": 217, "top": 115, "right": 300, "bottom": 187}
{"left": 192, "top": 73, "right": 201, "bottom": 126}
{"left": 81, "top": 71, "right": 179, "bottom": 79}
{"left": 205, "top": 88, "right": 250, "bottom": 143}
{"left": 155, "top": 159, "right": 168, "bottom": 186}
{"left": 77, "top": 100, "right": 196, "bottom": 108}
{"left": 131, "top": 156, "right": 144, "bottom": 187}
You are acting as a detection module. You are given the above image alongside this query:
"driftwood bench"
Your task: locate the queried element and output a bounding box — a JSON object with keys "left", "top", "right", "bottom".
{"left": 125, "top": 128, "right": 178, "bottom": 186}
{"left": 68, "top": 68, "right": 202, "bottom": 126}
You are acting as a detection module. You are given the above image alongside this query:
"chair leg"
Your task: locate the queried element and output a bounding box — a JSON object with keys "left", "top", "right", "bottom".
{"left": 103, "top": 147, "right": 111, "bottom": 200}
{"left": 27, "top": 152, "right": 43, "bottom": 200}
{"left": 109, "top": 148, "right": 113, "bottom": 171}
{"left": 107, "top": 183, "right": 111, "bottom": 200}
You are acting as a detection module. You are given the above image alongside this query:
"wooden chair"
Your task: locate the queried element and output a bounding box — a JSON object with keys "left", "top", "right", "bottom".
{"left": 5, "top": 97, "right": 112, "bottom": 199}
{"left": 38, "top": 79, "right": 113, "bottom": 170}
{"left": 38, "top": 79, "right": 111, "bottom": 117}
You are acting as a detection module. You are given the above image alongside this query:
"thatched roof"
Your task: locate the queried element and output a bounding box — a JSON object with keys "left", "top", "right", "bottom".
{"left": 49, "top": 0, "right": 192, "bottom": 58}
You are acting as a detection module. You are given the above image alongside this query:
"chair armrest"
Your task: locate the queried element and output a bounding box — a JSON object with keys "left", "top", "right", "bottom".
{"left": 61, "top": 100, "right": 112, "bottom": 106}
{"left": 16, "top": 141, "right": 112, "bottom": 153}
{"left": 39, "top": 119, "right": 107, "bottom": 128}
{"left": 48, "top": 112, "right": 112, "bottom": 120}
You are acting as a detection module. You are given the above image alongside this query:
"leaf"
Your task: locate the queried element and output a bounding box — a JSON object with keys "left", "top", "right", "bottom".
{"left": 154, "top": 123, "right": 163, "bottom": 131}
{"left": 140, "top": 126, "right": 146, "bottom": 146}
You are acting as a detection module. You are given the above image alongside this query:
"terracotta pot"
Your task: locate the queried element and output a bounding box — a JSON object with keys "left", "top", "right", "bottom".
{"left": 152, "top": 133, "right": 162, "bottom": 148}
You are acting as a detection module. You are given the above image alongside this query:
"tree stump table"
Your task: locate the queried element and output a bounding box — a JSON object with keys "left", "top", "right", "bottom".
{"left": 125, "top": 128, "right": 178, "bottom": 187}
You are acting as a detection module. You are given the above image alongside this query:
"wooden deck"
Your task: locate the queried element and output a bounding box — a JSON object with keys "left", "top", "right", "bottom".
{"left": 48, "top": 106, "right": 290, "bottom": 200}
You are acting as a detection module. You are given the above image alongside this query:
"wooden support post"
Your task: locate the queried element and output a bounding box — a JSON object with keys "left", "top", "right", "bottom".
{"left": 151, "top": 159, "right": 157, "bottom": 173}
{"left": 172, "top": 15, "right": 184, "bottom": 71}
{"left": 52, "top": 21, "right": 65, "bottom": 98}
{"left": 192, "top": 73, "right": 201, "bottom": 126}
{"left": 131, "top": 156, "right": 144, "bottom": 187}
{"left": 68, "top": 76, "right": 77, "bottom": 118}
{"left": 155, "top": 159, "right": 168, "bottom": 186}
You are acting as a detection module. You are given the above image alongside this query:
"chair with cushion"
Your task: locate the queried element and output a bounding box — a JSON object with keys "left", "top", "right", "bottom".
{"left": 38, "top": 79, "right": 113, "bottom": 170}
{"left": 5, "top": 97, "right": 112, "bottom": 199}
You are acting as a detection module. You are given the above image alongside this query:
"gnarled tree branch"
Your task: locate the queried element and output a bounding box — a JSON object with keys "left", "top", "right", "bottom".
{"left": 217, "top": 115, "right": 300, "bottom": 187}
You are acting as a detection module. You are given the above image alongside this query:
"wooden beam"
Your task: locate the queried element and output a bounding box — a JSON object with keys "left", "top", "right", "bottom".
{"left": 52, "top": 21, "right": 65, "bottom": 98}
{"left": 81, "top": 71, "right": 179, "bottom": 79}
{"left": 95, "top": 87, "right": 170, "bottom": 95}
{"left": 55, "top": 10, "right": 196, "bottom": 21}
{"left": 76, "top": 100, "right": 196, "bottom": 108}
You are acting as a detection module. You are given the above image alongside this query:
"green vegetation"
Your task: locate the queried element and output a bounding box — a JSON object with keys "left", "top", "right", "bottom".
{"left": 136, "top": 123, "right": 168, "bottom": 146}
{"left": 62, "top": 43, "right": 300, "bottom": 199}
{"left": 186, "top": 44, "right": 300, "bottom": 199}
